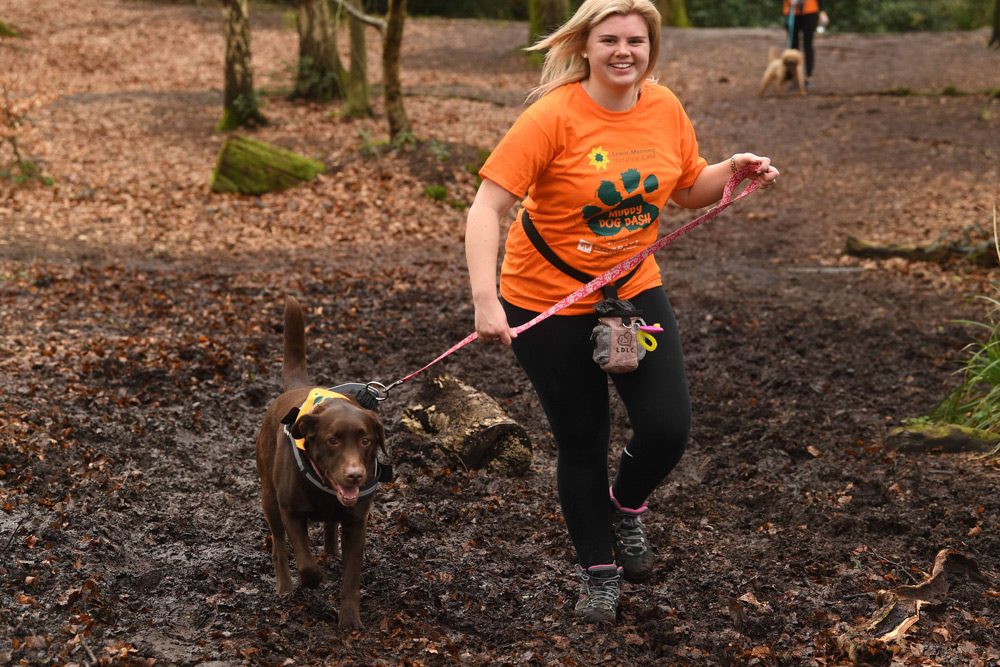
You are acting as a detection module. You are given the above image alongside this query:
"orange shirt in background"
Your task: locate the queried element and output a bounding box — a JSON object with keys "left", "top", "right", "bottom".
{"left": 480, "top": 81, "right": 707, "bottom": 315}
{"left": 783, "top": 0, "right": 820, "bottom": 15}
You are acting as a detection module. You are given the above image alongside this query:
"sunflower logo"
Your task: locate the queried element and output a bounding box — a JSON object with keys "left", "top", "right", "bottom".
{"left": 587, "top": 146, "right": 610, "bottom": 171}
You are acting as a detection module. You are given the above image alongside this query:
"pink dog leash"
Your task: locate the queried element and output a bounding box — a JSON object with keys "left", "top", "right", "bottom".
{"left": 370, "top": 164, "right": 763, "bottom": 398}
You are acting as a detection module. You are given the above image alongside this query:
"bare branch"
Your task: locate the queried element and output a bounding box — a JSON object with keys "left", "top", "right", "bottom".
{"left": 330, "top": 0, "right": 386, "bottom": 33}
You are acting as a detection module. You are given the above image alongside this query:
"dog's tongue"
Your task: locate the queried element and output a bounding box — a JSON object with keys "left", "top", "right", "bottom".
{"left": 338, "top": 485, "right": 360, "bottom": 506}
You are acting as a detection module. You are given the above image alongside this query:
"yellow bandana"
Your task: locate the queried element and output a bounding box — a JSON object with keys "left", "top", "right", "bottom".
{"left": 293, "top": 389, "right": 350, "bottom": 450}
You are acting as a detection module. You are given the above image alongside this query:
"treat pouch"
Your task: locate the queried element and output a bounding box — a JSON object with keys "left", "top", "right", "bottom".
{"left": 590, "top": 298, "right": 646, "bottom": 374}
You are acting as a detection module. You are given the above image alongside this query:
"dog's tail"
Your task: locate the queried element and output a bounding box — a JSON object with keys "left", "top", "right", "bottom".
{"left": 768, "top": 46, "right": 778, "bottom": 63}
{"left": 282, "top": 296, "right": 310, "bottom": 392}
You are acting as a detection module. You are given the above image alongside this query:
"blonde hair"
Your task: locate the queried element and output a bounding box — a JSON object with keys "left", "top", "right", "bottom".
{"left": 525, "top": 0, "right": 661, "bottom": 103}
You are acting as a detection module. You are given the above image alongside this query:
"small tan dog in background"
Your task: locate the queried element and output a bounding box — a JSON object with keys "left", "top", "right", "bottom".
{"left": 758, "top": 46, "right": 806, "bottom": 96}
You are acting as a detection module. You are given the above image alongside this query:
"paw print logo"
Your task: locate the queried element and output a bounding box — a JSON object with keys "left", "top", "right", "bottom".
{"left": 582, "top": 168, "right": 660, "bottom": 238}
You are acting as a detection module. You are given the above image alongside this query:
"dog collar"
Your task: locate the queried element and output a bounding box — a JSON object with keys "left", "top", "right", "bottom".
{"left": 280, "top": 388, "right": 393, "bottom": 500}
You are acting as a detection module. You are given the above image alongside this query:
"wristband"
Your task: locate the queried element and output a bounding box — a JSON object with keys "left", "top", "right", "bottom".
{"left": 730, "top": 155, "right": 738, "bottom": 174}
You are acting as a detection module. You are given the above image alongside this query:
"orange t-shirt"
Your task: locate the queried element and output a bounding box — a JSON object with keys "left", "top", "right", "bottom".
{"left": 480, "top": 81, "right": 707, "bottom": 314}
{"left": 783, "top": 0, "right": 820, "bottom": 15}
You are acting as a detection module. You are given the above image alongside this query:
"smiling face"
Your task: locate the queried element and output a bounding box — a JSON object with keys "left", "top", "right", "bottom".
{"left": 581, "top": 13, "right": 651, "bottom": 108}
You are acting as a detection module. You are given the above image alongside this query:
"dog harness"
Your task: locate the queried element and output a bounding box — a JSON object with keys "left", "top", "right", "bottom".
{"left": 280, "top": 386, "right": 392, "bottom": 500}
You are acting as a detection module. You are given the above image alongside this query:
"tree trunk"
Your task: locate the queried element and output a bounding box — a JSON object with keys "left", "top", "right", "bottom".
{"left": 382, "top": 0, "right": 411, "bottom": 141}
{"left": 210, "top": 135, "right": 325, "bottom": 195}
{"left": 344, "top": 0, "right": 374, "bottom": 117}
{"left": 218, "top": 0, "right": 266, "bottom": 131}
{"left": 990, "top": 0, "right": 1000, "bottom": 48}
{"left": 401, "top": 375, "right": 532, "bottom": 476}
{"left": 292, "top": 0, "right": 345, "bottom": 100}
{"left": 528, "top": 0, "right": 568, "bottom": 46}
{"left": 655, "top": 0, "right": 691, "bottom": 27}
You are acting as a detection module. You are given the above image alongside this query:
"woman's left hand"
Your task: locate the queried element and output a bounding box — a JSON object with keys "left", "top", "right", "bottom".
{"left": 735, "top": 153, "right": 779, "bottom": 189}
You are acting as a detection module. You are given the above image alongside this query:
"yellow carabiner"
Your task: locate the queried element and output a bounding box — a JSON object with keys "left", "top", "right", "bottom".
{"left": 637, "top": 329, "right": 657, "bottom": 352}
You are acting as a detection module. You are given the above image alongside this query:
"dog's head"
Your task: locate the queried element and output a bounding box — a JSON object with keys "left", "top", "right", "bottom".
{"left": 781, "top": 49, "right": 803, "bottom": 70}
{"left": 290, "top": 399, "right": 386, "bottom": 507}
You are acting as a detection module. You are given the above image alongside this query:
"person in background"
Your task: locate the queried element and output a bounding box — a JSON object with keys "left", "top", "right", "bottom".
{"left": 464, "top": 0, "right": 778, "bottom": 624}
{"left": 784, "top": 0, "right": 830, "bottom": 90}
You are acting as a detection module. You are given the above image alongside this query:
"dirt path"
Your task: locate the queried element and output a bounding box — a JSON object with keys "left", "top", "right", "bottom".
{"left": 1, "top": 3, "right": 999, "bottom": 665}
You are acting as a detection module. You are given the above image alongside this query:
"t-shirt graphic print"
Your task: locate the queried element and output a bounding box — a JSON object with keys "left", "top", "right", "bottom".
{"left": 584, "top": 167, "right": 659, "bottom": 238}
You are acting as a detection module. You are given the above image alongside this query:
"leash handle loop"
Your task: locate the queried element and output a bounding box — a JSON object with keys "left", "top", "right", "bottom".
{"left": 381, "top": 164, "right": 761, "bottom": 394}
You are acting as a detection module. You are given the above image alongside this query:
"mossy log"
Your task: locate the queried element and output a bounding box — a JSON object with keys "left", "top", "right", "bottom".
{"left": 401, "top": 374, "right": 532, "bottom": 477}
{"left": 210, "top": 135, "right": 325, "bottom": 195}
{"left": 885, "top": 423, "right": 1000, "bottom": 454}
{"left": 0, "top": 20, "right": 22, "bottom": 38}
{"left": 845, "top": 235, "right": 998, "bottom": 266}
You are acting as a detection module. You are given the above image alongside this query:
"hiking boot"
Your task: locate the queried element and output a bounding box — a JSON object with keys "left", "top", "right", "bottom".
{"left": 610, "top": 487, "right": 654, "bottom": 583}
{"left": 573, "top": 564, "right": 622, "bottom": 623}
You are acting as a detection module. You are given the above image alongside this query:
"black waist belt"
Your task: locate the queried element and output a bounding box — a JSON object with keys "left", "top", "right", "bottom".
{"left": 520, "top": 210, "right": 641, "bottom": 301}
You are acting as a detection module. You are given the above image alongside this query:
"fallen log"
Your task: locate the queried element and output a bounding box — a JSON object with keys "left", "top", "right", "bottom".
{"left": 844, "top": 235, "right": 998, "bottom": 266}
{"left": 885, "top": 423, "right": 1000, "bottom": 454}
{"left": 210, "top": 134, "right": 325, "bottom": 195}
{"left": 0, "top": 20, "right": 22, "bottom": 38}
{"left": 401, "top": 374, "right": 532, "bottom": 476}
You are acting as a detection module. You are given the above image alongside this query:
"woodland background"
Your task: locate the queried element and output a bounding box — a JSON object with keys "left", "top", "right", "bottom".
{"left": 2, "top": 0, "right": 1000, "bottom": 666}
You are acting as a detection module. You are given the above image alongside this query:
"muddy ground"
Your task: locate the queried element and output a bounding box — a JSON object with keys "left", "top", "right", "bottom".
{"left": 2, "top": 4, "right": 1000, "bottom": 666}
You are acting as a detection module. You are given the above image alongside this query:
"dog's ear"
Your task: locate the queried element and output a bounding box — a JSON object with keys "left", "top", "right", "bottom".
{"left": 290, "top": 413, "right": 320, "bottom": 442}
{"left": 367, "top": 411, "right": 387, "bottom": 455}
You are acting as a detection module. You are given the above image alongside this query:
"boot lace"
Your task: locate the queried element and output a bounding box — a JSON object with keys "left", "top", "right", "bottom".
{"left": 614, "top": 514, "right": 648, "bottom": 555}
{"left": 579, "top": 568, "right": 622, "bottom": 612}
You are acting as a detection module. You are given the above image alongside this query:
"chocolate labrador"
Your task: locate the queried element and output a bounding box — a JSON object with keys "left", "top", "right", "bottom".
{"left": 255, "top": 296, "right": 389, "bottom": 630}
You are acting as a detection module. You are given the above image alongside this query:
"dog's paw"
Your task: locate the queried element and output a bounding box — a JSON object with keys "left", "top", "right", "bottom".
{"left": 299, "top": 564, "right": 324, "bottom": 588}
{"left": 338, "top": 612, "right": 363, "bottom": 631}
{"left": 581, "top": 167, "right": 660, "bottom": 238}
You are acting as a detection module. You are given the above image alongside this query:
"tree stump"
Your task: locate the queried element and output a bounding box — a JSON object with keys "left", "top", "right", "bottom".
{"left": 401, "top": 374, "right": 532, "bottom": 476}
{"left": 210, "top": 135, "right": 325, "bottom": 195}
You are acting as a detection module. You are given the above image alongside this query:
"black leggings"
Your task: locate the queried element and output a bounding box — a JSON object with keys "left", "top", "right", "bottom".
{"left": 788, "top": 12, "right": 819, "bottom": 77}
{"left": 503, "top": 288, "right": 691, "bottom": 568}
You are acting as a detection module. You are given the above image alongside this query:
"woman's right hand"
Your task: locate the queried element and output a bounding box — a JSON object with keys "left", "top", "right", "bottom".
{"left": 474, "top": 295, "right": 516, "bottom": 345}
